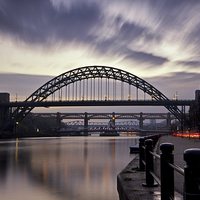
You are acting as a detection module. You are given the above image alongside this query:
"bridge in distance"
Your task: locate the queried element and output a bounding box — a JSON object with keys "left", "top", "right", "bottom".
{"left": 32, "top": 112, "right": 180, "bottom": 131}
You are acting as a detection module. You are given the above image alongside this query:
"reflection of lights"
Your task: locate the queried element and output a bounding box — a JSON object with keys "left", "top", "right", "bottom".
{"left": 112, "top": 139, "right": 115, "bottom": 161}
{"left": 23, "top": 166, "right": 27, "bottom": 181}
{"left": 85, "top": 162, "right": 90, "bottom": 183}
{"left": 43, "top": 160, "right": 47, "bottom": 183}
{"left": 15, "top": 138, "right": 18, "bottom": 164}
{"left": 103, "top": 166, "right": 110, "bottom": 187}
{"left": 64, "top": 162, "right": 68, "bottom": 180}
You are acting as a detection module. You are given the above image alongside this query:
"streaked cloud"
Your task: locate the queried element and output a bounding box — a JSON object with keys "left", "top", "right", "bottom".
{"left": 0, "top": 0, "right": 200, "bottom": 101}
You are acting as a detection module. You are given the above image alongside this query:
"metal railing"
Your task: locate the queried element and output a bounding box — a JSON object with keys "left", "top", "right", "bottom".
{"left": 138, "top": 136, "right": 200, "bottom": 200}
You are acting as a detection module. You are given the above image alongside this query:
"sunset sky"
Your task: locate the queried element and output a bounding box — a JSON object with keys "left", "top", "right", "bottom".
{"left": 0, "top": 0, "right": 200, "bottom": 113}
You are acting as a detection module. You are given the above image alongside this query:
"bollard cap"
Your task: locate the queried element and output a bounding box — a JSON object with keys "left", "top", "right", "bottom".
{"left": 160, "top": 143, "right": 174, "bottom": 153}
{"left": 145, "top": 139, "right": 153, "bottom": 146}
{"left": 184, "top": 148, "right": 200, "bottom": 165}
{"left": 139, "top": 137, "right": 145, "bottom": 142}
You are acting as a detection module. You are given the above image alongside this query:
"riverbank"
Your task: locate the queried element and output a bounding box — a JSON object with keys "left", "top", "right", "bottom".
{"left": 117, "top": 155, "right": 161, "bottom": 200}
{"left": 117, "top": 135, "right": 200, "bottom": 199}
{"left": 0, "top": 131, "right": 90, "bottom": 139}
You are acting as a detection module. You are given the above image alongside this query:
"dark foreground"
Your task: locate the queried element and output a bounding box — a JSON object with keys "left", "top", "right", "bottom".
{"left": 117, "top": 135, "right": 200, "bottom": 199}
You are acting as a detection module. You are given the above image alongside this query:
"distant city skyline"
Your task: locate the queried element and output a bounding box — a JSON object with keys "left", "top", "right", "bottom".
{"left": 0, "top": 0, "right": 199, "bottom": 112}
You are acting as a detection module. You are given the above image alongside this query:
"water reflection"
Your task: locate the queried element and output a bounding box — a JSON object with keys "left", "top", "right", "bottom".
{"left": 0, "top": 136, "right": 138, "bottom": 200}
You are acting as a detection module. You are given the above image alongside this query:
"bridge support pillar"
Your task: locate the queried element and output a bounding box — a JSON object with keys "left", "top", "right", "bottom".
{"left": 112, "top": 112, "right": 115, "bottom": 126}
{"left": 166, "top": 113, "right": 171, "bottom": 130}
{"left": 139, "top": 112, "right": 144, "bottom": 129}
{"left": 181, "top": 105, "right": 186, "bottom": 132}
{"left": 0, "top": 93, "right": 10, "bottom": 131}
{"left": 84, "top": 112, "right": 89, "bottom": 136}
{"left": 56, "top": 112, "right": 61, "bottom": 130}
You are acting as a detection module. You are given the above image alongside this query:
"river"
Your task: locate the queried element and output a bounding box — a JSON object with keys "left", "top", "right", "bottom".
{"left": 0, "top": 135, "right": 138, "bottom": 200}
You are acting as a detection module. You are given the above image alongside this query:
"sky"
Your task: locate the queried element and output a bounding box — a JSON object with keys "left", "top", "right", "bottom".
{"left": 0, "top": 0, "right": 200, "bottom": 113}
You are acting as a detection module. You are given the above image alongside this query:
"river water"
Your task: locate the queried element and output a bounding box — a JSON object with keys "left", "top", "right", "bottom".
{"left": 0, "top": 135, "right": 138, "bottom": 200}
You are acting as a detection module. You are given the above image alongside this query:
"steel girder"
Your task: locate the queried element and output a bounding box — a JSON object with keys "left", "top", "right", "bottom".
{"left": 65, "top": 120, "right": 139, "bottom": 126}
{"left": 2, "top": 66, "right": 182, "bottom": 131}
{"left": 31, "top": 112, "right": 176, "bottom": 120}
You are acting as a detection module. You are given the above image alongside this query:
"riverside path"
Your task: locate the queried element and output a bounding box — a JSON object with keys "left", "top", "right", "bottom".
{"left": 117, "top": 135, "right": 200, "bottom": 199}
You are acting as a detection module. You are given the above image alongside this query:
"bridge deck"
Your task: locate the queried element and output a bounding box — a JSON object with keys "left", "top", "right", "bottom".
{"left": 0, "top": 100, "right": 193, "bottom": 107}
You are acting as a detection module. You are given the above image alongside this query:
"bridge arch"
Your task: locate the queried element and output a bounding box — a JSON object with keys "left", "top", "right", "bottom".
{"left": 5, "top": 66, "right": 182, "bottom": 130}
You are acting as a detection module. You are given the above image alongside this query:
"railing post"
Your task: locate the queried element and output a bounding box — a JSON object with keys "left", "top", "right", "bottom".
{"left": 142, "top": 139, "right": 158, "bottom": 187}
{"left": 138, "top": 137, "right": 145, "bottom": 171}
{"left": 160, "top": 143, "right": 174, "bottom": 200}
{"left": 184, "top": 148, "right": 200, "bottom": 200}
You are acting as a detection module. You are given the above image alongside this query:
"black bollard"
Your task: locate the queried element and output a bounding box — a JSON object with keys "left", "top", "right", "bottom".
{"left": 142, "top": 139, "right": 158, "bottom": 187}
{"left": 184, "top": 148, "right": 200, "bottom": 200}
{"left": 160, "top": 143, "right": 174, "bottom": 200}
{"left": 138, "top": 137, "right": 145, "bottom": 171}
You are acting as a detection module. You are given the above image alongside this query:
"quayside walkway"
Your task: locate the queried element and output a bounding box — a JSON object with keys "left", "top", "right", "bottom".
{"left": 117, "top": 135, "right": 200, "bottom": 200}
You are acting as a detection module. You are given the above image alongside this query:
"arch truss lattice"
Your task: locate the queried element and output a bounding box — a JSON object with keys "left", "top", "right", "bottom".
{"left": 3, "top": 66, "right": 182, "bottom": 131}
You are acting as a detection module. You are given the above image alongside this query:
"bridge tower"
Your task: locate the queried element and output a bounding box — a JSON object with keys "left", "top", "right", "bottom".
{"left": 0, "top": 93, "right": 10, "bottom": 131}
{"left": 112, "top": 112, "right": 115, "bottom": 126}
{"left": 139, "top": 112, "right": 144, "bottom": 129}
{"left": 166, "top": 113, "right": 171, "bottom": 130}
{"left": 84, "top": 112, "right": 89, "bottom": 135}
{"left": 56, "top": 112, "right": 61, "bottom": 130}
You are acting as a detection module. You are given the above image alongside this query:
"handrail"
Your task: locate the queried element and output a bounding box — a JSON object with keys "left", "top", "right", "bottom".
{"left": 137, "top": 135, "right": 200, "bottom": 200}
{"left": 149, "top": 151, "right": 160, "bottom": 159}
{"left": 142, "top": 159, "right": 146, "bottom": 166}
{"left": 149, "top": 170, "right": 161, "bottom": 185}
{"left": 168, "top": 163, "right": 184, "bottom": 176}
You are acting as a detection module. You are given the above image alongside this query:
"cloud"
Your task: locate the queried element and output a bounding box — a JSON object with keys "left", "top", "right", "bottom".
{"left": 176, "top": 60, "right": 200, "bottom": 68}
{"left": 0, "top": 0, "right": 100, "bottom": 44}
{"left": 0, "top": 0, "right": 200, "bottom": 92}
{"left": 0, "top": 73, "right": 53, "bottom": 100}
{"left": 146, "top": 72, "right": 200, "bottom": 99}
{"left": 124, "top": 49, "right": 169, "bottom": 66}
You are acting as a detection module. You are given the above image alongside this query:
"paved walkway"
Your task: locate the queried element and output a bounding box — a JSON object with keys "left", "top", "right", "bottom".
{"left": 155, "top": 135, "right": 200, "bottom": 195}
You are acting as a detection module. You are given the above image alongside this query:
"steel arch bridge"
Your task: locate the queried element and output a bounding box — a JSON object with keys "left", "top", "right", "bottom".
{"left": 3, "top": 66, "right": 182, "bottom": 131}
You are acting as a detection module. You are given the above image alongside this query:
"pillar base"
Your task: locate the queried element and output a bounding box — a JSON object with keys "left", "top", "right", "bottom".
{"left": 142, "top": 183, "right": 158, "bottom": 187}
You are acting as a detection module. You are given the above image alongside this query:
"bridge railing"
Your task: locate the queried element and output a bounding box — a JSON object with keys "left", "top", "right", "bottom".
{"left": 138, "top": 137, "right": 200, "bottom": 200}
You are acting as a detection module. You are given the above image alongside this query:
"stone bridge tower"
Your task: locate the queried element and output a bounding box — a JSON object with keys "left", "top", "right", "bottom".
{"left": 0, "top": 93, "right": 10, "bottom": 130}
